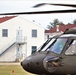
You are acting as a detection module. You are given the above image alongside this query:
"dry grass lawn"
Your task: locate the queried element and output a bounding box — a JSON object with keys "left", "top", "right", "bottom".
{"left": 0, "top": 64, "right": 36, "bottom": 75}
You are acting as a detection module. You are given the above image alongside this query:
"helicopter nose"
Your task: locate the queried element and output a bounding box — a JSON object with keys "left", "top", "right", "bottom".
{"left": 21, "top": 59, "right": 30, "bottom": 72}
{"left": 21, "top": 62, "right": 23, "bottom": 67}
{"left": 21, "top": 57, "right": 42, "bottom": 74}
{"left": 21, "top": 54, "right": 47, "bottom": 74}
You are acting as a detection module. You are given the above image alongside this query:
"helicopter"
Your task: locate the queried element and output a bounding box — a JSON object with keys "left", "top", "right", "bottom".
{"left": 0, "top": 2, "right": 76, "bottom": 75}
{"left": 21, "top": 28, "right": 76, "bottom": 75}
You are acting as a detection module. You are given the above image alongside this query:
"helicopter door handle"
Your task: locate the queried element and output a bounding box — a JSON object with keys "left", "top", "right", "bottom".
{"left": 59, "top": 62, "right": 65, "bottom": 66}
{"left": 59, "top": 57, "right": 63, "bottom": 59}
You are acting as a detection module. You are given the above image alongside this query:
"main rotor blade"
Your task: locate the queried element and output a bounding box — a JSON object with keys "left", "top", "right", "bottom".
{"left": 50, "top": 3, "right": 76, "bottom": 8}
{"left": 0, "top": 9, "right": 76, "bottom": 15}
{"left": 33, "top": 3, "right": 76, "bottom": 8}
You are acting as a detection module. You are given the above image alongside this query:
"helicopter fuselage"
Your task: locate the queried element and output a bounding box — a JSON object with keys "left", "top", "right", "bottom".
{"left": 21, "top": 28, "right": 76, "bottom": 75}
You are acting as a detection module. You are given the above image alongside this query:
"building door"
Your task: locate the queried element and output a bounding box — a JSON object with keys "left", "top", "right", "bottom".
{"left": 16, "top": 45, "right": 22, "bottom": 60}
{"left": 16, "top": 28, "right": 23, "bottom": 61}
{"left": 16, "top": 28, "right": 22, "bottom": 42}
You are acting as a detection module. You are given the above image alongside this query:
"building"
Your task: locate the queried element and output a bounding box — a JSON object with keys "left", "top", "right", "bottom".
{"left": 0, "top": 16, "right": 45, "bottom": 62}
{"left": 45, "top": 24, "right": 76, "bottom": 40}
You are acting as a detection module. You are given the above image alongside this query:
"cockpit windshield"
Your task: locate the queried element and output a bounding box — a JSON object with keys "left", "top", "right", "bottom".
{"left": 41, "top": 38, "right": 56, "bottom": 51}
{"left": 39, "top": 38, "right": 52, "bottom": 50}
{"left": 37, "top": 34, "right": 76, "bottom": 54}
{"left": 37, "top": 34, "right": 69, "bottom": 54}
{"left": 47, "top": 38, "right": 68, "bottom": 54}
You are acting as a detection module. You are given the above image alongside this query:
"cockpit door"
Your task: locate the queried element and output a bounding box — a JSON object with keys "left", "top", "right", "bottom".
{"left": 59, "top": 39, "right": 76, "bottom": 74}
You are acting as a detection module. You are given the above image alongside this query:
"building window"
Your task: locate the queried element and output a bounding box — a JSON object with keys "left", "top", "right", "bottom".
{"left": 32, "top": 30, "right": 37, "bottom": 37}
{"left": 31, "top": 46, "right": 37, "bottom": 54}
{"left": 2, "top": 29, "right": 8, "bottom": 37}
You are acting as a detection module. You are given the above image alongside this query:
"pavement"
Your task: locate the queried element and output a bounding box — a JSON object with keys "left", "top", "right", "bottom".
{"left": 0, "top": 62, "right": 20, "bottom": 65}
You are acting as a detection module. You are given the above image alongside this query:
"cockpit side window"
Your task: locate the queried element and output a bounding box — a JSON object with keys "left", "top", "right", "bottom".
{"left": 65, "top": 40, "right": 76, "bottom": 55}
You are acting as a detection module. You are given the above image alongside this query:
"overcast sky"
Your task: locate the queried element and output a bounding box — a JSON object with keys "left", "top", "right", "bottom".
{"left": 0, "top": 0, "right": 76, "bottom": 29}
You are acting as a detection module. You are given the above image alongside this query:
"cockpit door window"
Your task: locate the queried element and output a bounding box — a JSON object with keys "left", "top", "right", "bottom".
{"left": 65, "top": 40, "right": 76, "bottom": 55}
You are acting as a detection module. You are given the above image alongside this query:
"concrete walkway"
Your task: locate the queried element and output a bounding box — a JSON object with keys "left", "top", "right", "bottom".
{"left": 0, "top": 62, "right": 20, "bottom": 65}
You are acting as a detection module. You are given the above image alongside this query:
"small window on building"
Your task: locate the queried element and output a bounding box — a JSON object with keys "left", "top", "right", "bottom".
{"left": 32, "top": 30, "right": 37, "bottom": 37}
{"left": 2, "top": 29, "right": 8, "bottom": 37}
{"left": 31, "top": 46, "right": 37, "bottom": 54}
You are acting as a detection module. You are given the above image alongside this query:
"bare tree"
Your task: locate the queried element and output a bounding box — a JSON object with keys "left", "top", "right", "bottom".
{"left": 47, "top": 19, "right": 64, "bottom": 29}
{"left": 73, "top": 19, "right": 76, "bottom": 24}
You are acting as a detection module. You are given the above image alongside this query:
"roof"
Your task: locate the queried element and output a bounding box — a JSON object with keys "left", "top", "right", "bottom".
{"left": 0, "top": 16, "right": 16, "bottom": 23}
{"left": 45, "top": 24, "right": 76, "bottom": 33}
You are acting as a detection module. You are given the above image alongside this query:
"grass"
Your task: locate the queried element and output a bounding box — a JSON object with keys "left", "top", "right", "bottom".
{"left": 0, "top": 65, "right": 36, "bottom": 75}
